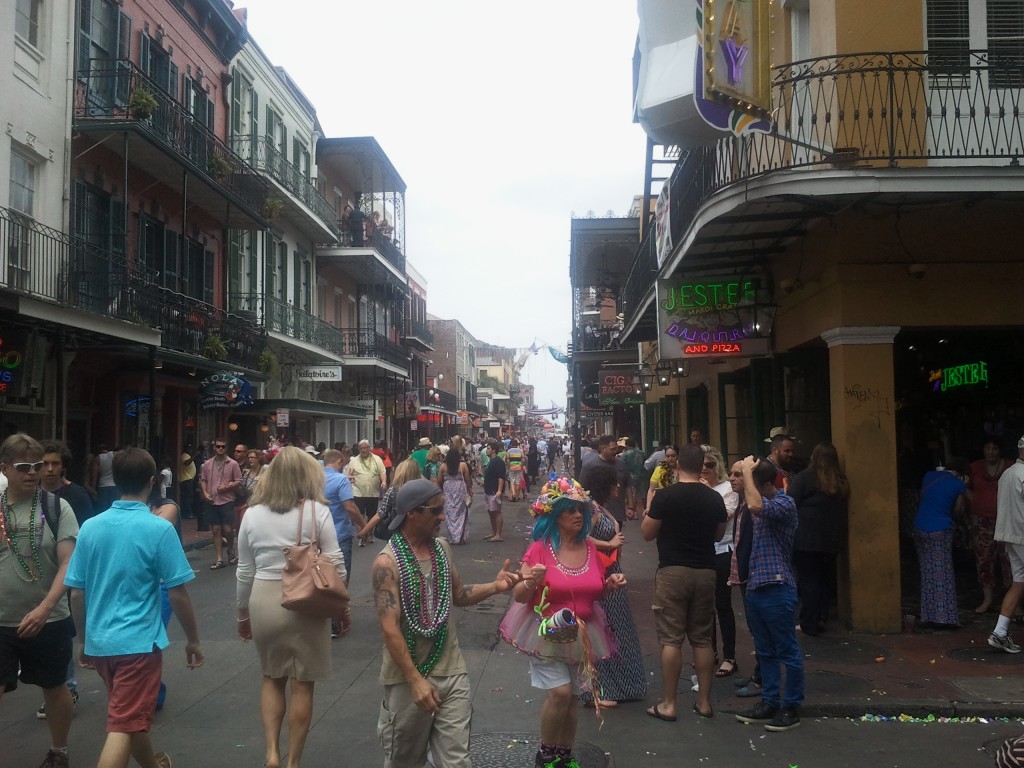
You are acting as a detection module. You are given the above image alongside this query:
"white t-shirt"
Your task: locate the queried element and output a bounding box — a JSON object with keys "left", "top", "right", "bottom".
{"left": 159, "top": 468, "right": 173, "bottom": 498}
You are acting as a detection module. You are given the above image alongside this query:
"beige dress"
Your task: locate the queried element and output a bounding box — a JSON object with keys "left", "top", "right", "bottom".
{"left": 237, "top": 502, "right": 346, "bottom": 681}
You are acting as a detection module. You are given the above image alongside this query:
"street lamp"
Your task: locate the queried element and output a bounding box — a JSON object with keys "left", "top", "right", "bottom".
{"left": 636, "top": 366, "right": 655, "bottom": 392}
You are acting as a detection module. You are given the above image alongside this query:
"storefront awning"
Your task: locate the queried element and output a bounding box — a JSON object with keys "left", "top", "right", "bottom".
{"left": 241, "top": 398, "right": 370, "bottom": 419}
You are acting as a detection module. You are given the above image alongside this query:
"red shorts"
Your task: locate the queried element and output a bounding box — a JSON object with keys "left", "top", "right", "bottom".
{"left": 94, "top": 651, "right": 162, "bottom": 733}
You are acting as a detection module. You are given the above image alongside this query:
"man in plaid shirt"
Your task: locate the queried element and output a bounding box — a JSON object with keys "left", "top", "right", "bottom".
{"left": 733, "top": 456, "right": 803, "bottom": 732}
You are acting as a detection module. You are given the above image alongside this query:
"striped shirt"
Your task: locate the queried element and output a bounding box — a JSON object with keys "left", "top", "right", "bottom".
{"left": 747, "top": 490, "right": 798, "bottom": 591}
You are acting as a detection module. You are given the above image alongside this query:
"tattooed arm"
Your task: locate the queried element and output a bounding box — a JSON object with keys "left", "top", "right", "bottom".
{"left": 372, "top": 554, "right": 441, "bottom": 713}
{"left": 451, "top": 557, "right": 520, "bottom": 607}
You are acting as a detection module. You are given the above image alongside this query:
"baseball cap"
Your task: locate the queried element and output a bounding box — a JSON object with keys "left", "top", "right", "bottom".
{"left": 763, "top": 426, "right": 795, "bottom": 443}
{"left": 389, "top": 479, "right": 443, "bottom": 532}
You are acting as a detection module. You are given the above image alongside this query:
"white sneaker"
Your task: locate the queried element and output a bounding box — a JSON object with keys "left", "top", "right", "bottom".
{"left": 988, "top": 632, "right": 1022, "bottom": 653}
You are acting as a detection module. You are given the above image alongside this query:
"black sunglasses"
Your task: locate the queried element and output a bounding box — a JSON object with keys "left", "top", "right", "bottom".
{"left": 214, "top": 444, "right": 226, "bottom": 449}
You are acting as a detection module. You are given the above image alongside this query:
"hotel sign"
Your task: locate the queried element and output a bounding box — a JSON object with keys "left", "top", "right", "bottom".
{"left": 656, "top": 275, "right": 772, "bottom": 360}
{"left": 701, "top": 0, "right": 772, "bottom": 120}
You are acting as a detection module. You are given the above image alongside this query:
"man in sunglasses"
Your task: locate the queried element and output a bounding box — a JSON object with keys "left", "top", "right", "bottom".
{"left": 0, "top": 433, "right": 79, "bottom": 768}
{"left": 199, "top": 437, "right": 242, "bottom": 570}
{"left": 372, "top": 479, "right": 520, "bottom": 768}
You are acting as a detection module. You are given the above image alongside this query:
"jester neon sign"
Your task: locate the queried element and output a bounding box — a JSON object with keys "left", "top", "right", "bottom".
{"left": 929, "top": 362, "right": 988, "bottom": 392}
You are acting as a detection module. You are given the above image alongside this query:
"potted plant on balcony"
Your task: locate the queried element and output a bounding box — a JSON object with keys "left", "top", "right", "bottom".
{"left": 208, "top": 155, "right": 232, "bottom": 180}
{"left": 262, "top": 197, "right": 284, "bottom": 220}
{"left": 129, "top": 87, "right": 158, "bottom": 120}
{"left": 203, "top": 332, "right": 228, "bottom": 362}
{"left": 258, "top": 346, "right": 280, "bottom": 377}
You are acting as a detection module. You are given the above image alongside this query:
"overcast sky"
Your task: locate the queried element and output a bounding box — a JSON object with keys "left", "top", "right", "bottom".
{"left": 238, "top": 0, "right": 647, "bottom": 415}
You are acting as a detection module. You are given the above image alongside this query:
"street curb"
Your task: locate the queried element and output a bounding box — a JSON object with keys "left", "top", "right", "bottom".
{"left": 182, "top": 537, "right": 212, "bottom": 553}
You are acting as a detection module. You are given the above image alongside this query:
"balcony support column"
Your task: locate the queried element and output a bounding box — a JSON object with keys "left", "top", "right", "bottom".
{"left": 148, "top": 345, "right": 157, "bottom": 457}
{"left": 822, "top": 326, "right": 901, "bottom": 634}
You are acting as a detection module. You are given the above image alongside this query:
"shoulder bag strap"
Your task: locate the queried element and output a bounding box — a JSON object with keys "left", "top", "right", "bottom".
{"left": 295, "top": 500, "right": 307, "bottom": 545}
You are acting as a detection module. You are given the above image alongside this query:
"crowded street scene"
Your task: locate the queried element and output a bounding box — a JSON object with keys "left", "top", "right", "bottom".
{"left": 3, "top": 0, "right": 1024, "bottom": 766}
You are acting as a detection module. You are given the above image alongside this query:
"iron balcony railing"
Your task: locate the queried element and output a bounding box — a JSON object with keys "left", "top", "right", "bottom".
{"left": 342, "top": 329, "right": 409, "bottom": 369}
{"left": 334, "top": 224, "right": 406, "bottom": 274}
{"left": 620, "top": 220, "right": 659, "bottom": 328}
{"left": 623, "top": 49, "right": 1024, "bottom": 325}
{"left": 0, "top": 205, "right": 159, "bottom": 325}
{"left": 464, "top": 400, "right": 487, "bottom": 416}
{"left": 422, "top": 386, "right": 458, "bottom": 412}
{"left": 229, "top": 293, "right": 408, "bottom": 370}
{"left": 74, "top": 61, "right": 267, "bottom": 217}
{"left": 156, "top": 288, "right": 264, "bottom": 370}
{"left": 232, "top": 136, "right": 338, "bottom": 236}
{"left": 403, "top": 318, "right": 433, "bottom": 345}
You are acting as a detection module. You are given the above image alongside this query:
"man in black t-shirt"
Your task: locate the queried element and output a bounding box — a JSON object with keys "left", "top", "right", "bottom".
{"left": 482, "top": 441, "right": 507, "bottom": 542}
{"left": 641, "top": 444, "right": 727, "bottom": 721}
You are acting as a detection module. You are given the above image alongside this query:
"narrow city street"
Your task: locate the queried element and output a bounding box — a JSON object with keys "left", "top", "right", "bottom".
{"left": 2, "top": 497, "right": 1020, "bottom": 768}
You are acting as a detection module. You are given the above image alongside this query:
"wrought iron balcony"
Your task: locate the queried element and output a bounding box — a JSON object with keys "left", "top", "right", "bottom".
{"left": 0, "top": 205, "right": 159, "bottom": 325}
{"left": 702, "top": 50, "right": 1023, "bottom": 194}
{"left": 229, "top": 293, "right": 408, "bottom": 370}
{"left": 156, "top": 288, "right": 264, "bottom": 370}
{"left": 403, "top": 318, "right": 433, "bottom": 345}
{"left": 74, "top": 60, "right": 267, "bottom": 226}
{"left": 622, "top": 49, "right": 1024, "bottom": 329}
{"left": 232, "top": 136, "right": 338, "bottom": 239}
{"left": 230, "top": 293, "right": 346, "bottom": 355}
{"left": 464, "top": 400, "right": 487, "bottom": 416}
{"left": 331, "top": 226, "right": 406, "bottom": 274}
{"left": 341, "top": 329, "right": 409, "bottom": 370}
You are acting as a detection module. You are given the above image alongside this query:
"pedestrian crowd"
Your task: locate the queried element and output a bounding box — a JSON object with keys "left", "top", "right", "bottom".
{"left": 4, "top": 425, "right": 1024, "bottom": 768}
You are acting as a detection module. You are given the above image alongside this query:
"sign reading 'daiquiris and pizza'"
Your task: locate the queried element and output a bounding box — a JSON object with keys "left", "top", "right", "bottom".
{"left": 656, "top": 275, "right": 772, "bottom": 360}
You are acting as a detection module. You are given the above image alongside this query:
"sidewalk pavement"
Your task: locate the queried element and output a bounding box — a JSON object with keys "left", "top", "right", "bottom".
{"left": 177, "top": 504, "right": 1024, "bottom": 721}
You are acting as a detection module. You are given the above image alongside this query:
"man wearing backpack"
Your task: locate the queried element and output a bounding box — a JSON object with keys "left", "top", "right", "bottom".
{"left": 0, "top": 433, "right": 79, "bottom": 768}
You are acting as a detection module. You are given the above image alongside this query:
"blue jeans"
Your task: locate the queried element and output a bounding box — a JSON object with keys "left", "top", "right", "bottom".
{"left": 745, "top": 584, "right": 804, "bottom": 709}
{"left": 338, "top": 537, "right": 353, "bottom": 585}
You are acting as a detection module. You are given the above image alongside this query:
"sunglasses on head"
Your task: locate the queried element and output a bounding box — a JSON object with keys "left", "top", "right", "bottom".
{"left": 10, "top": 461, "right": 44, "bottom": 473}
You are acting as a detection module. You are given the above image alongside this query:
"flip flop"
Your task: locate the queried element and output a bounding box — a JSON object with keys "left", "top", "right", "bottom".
{"left": 693, "top": 703, "right": 714, "bottom": 719}
{"left": 715, "top": 659, "right": 737, "bottom": 678}
{"left": 209, "top": 561, "right": 226, "bottom": 570}
{"left": 645, "top": 704, "right": 677, "bottom": 722}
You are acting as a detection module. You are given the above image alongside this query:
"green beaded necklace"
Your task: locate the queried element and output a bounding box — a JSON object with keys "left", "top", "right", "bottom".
{"left": 389, "top": 531, "right": 452, "bottom": 677}
{"left": 0, "top": 490, "right": 43, "bottom": 582}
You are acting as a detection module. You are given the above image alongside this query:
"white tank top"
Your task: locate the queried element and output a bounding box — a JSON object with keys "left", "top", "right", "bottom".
{"left": 97, "top": 451, "right": 115, "bottom": 488}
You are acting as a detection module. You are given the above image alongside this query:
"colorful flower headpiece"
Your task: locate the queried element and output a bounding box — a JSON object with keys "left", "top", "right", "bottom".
{"left": 530, "top": 476, "right": 590, "bottom": 518}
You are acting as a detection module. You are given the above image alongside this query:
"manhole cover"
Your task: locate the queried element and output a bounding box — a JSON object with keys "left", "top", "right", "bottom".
{"left": 468, "top": 732, "right": 608, "bottom": 768}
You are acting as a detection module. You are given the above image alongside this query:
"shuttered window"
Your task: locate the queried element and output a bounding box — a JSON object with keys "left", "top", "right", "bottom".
{"left": 988, "top": 0, "right": 1024, "bottom": 87}
{"left": 927, "top": 0, "right": 971, "bottom": 85}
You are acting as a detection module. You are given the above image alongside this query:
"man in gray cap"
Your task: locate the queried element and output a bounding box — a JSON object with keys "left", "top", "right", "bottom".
{"left": 988, "top": 435, "right": 1024, "bottom": 653}
{"left": 764, "top": 427, "right": 796, "bottom": 491}
{"left": 371, "top": 479, "right": 520, "bottom": 768}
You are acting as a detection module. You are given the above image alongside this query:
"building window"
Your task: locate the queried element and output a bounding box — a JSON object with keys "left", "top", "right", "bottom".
{"left": 15, "top": 0, "right": 41, "bottom": 47}
{"left": 927, "top": 0, "right": 970, "bottom": 86}
{"left": 9, "top": 150, "right": 35, "bottom": 216}
{"left": 988, "top": 0, "right": 1024, "bottom": 88}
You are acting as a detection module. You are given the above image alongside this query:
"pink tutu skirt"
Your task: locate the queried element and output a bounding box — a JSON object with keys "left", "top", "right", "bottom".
{"left": 499, "top": 600, "right": 616, "bottom": 664}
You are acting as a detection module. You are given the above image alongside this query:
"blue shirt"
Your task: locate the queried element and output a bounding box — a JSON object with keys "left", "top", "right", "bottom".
{"left": 747, "top": 491, "right": 798, "bottom": 591}
{"left": 64, "top": 500, "right": 194, "bottom": 656}
{"left": 324, "top": 467, "right": 356, "bottom": 542}
{"left": 913, "top": 470, "right": 966, "bottom": 532}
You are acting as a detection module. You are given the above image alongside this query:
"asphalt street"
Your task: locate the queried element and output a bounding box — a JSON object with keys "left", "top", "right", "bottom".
{"left": 2, "top": 496, "right": 1022, "bottom": 767}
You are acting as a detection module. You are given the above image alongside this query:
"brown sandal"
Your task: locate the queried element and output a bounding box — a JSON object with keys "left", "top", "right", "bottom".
{"left": 715, "top": 659, "right": 738, "bottom": 678}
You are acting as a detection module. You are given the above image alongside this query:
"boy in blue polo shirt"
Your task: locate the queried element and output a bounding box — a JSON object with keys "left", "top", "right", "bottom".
{"left": 65, "top": 448, "right": 203, "bottom": 768}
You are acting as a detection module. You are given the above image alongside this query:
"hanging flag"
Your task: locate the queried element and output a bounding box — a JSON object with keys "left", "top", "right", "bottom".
{"left": 529, "top": 342, "right": 539, "bottom": 354}
{"left": 549, "top": 347, "right": 569, "bottom": 365}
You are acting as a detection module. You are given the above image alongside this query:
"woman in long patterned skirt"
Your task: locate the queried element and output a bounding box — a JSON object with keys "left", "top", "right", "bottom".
{"left": 580, "top": 463, "right": 647, "bottom": 706}
{"left": 440, "top": 437, "right": 473, "bottom": 544}
{"left": 911, "top": 459, "right": 969, "bottom": 628}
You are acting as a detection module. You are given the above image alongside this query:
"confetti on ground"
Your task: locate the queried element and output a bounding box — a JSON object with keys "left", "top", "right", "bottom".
{"left": 857, "top": 713, "right": 1022, "bottom": 724}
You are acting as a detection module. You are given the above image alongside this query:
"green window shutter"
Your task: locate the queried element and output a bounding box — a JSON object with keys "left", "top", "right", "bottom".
{"left": 228, "top": 230, "right": 242, "bottom": 296}
{"left": 168, "top": 62, "right": 178, "bottom": 102}
{"left": 204, "top": 249, "right": 214, "bottom": 305}
{"left": 163, "top": 229, "right": 179, "bottom": 290}
{"left": 231, "top": 70, "right": 241, "bottom": 138}
{"left": 250, "top": 89, "right": 259, "bottom": 143}
{"left": 109, "top": 197, "right": 125, "bottom": 258}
